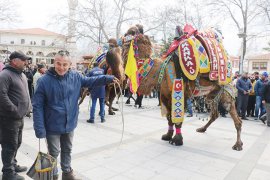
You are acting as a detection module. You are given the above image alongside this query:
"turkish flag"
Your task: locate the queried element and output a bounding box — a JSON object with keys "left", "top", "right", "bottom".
{"left": 174, "top": 79, "right": 183, "bottom": 92}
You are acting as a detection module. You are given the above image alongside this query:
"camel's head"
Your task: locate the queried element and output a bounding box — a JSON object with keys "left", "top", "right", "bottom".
{"left": 122, "top": 24, "right": 152, "bottom": 66}
{"left": 106, "top": 38, "right": 125, "bottom": 82}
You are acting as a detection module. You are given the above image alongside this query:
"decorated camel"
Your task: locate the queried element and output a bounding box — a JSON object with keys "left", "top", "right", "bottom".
{"left": 119, "top": 24, "right": 243, "bottom": 151}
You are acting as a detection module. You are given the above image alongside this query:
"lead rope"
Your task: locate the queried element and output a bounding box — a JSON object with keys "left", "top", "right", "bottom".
{"left": 113, "top": 82, "right": 125, "bottom": 147}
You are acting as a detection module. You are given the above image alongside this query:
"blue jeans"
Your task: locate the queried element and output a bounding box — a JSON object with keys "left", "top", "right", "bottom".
{"left": 187, "top": 98, "right": 193, "bottom": 115}
{"left": 255, "top": 96, "right": 266, "bottom": 118}
{"left": 46, "top": 131, "right": 74, "bottom": 175}
{"left": 90, "top": 97, "right": 105, "bottom": 120}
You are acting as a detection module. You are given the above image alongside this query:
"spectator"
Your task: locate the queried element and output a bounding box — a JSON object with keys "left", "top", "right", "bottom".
{"left": 23, "top": 65, "right": 34, "bottom": 99}
{"left": 186, "top": 98, "right": 193, "bottom": 117}
{"left": 33, "top": 63, "right": 47, "bottom": 90}
{"left": 247, "top": 74, "right": 256, "bottom": 117}
{"left": 236, "top": 72, "right": 252, "bottom": 120}
{"left": 254, "top": 72, "right": 268, "bottom": 120}
{"left": 33, "top": 50, "right": 118, "bottom": 180}
{"left": 135, "top": 93, "right": 144, "bottom": 108}
{"left": 254, "top": 71, "right": 260, "bottom": 81}
{"left": 262, "top": 80, "right": 270, "bottom": 127}
{"left": 0, "top": 51, "right": 32, "bottom": 180}
{"left": 86, "top": 62, "right": 106, "bottom": 123}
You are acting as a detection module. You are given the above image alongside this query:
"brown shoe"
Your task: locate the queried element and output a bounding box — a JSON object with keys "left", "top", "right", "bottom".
{"left": 62, "top": 169, "right": 81, "bottom": 180}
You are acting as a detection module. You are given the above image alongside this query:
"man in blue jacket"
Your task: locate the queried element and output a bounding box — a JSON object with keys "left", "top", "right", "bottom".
{"left": 254, "top": 72, "right": 268, "bottom": 120}
{"left": 32, "top": 50, "right": 118, "bottom": 180}
{"left": 236, "top": 72, "right": 252, "bottom": 120}
{"left": 87, "top": 62, "right": 106, "bottom": 123}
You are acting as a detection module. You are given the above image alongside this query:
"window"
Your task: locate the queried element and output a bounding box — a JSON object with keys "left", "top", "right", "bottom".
{"left": 10, "top": 41, "right": 14, "bottom": 44}
{"left": 21, "top": 39, "right": 25, "bottom": 44}
{"left": 252, "top": 62, "right": 267, "bottom": 70}
{"left": 41, "top": 40, "right": 45, "bottom": 46}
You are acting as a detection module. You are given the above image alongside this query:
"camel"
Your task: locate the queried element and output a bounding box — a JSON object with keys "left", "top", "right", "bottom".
{"left": 79, "top": 38, "right": 125, "bottom": 115}
{"left": 119, "top": 24, "right": 243, "bottom": 151}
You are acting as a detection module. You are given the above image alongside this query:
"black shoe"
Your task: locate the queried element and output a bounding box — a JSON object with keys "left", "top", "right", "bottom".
{"left": 86, "top": 119, "right": 94, "bottom": 123}
{"left": 2, "top": 172, "right": 25, "bottom": 180}
{"left": 14, "top": 165, "right": 27, "bottom": 172}
{"left": 125, "top": 100, "right": 130, "bottom": 104}
{"left": 101, "top": 119, "right": 105, "bottom": 123}
{"left": 187, "top": 114, "right": 193, "bottom": 117}
{"left": 241, "top": 117, "right": 249, "bottom": 120}
{"left": 221, "top": 114, "right": 226, "bottom": 118}
{"left": 260, "top": 114, "right": 267, "bottom": 124}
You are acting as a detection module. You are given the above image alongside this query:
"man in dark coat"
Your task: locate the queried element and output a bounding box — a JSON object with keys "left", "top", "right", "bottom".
{"left": 262, "top": 80, "right": 270, "bottom": 127}
{"left": 86, "top": 62, "right": 106, "bottom": 123}
{"left": 0, "top": 51, "right": 32, "bottom": 180}
{"left": 236, "top": 72, "right": 252, "bottom": 120}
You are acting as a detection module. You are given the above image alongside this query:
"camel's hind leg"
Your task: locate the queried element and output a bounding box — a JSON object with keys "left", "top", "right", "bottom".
{"left": 196, "top": 99, "right": 219, "bottom": 133}
{"left": 229, "top": 102, "right": 243, "bottom": 151}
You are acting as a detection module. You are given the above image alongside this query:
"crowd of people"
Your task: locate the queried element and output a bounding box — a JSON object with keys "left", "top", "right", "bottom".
{"left": 233, "top": 71, "right": 270, "bottom": 127}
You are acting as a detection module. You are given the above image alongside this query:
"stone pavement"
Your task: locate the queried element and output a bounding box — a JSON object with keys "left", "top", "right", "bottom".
{"left": 0, "top": 96, "right": 270, "bottom": 180}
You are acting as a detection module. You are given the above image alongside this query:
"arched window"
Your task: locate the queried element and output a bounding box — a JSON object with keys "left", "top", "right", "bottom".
{"left": 36, "top": 52, "right": 44, "bottom": 56}
{"left": 46, "top": 52, "right": 56, "bottom": 57}
{"left": 26, "top": 51, "right": 34, "bottom": 56}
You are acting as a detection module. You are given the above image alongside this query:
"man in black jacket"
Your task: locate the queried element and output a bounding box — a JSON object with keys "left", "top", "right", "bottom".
{"left": 262, "top": 80, "right": 270, "bottom": 127}
{"left": 0, "top": 51, "right": 31, "bottom": 180}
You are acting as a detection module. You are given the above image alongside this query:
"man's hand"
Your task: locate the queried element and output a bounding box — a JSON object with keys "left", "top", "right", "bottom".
{"left": 112, "top": 77, "right": 119, "bottom": 84}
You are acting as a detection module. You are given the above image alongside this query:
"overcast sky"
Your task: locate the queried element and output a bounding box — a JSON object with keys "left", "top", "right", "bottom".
{"left": 4, "top": 0, "right": 269, "bottom": 56}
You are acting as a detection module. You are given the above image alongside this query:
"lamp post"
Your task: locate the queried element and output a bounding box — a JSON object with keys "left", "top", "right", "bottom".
{"left": 237, "top": 30, "right": 247, "bottom": 74}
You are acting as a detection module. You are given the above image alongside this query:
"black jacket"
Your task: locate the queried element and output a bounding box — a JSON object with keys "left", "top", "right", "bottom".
{"left": 262, "top": 81, "right": 270, "bottom": 103}
{"left": 0, "top": 65, "right": 31, "bottom": 120}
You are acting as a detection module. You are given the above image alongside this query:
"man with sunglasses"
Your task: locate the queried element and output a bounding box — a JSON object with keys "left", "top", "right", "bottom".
{"left": 32, "top": 50, "right": 118, "bottom": 180}
{"left": 0, "top": 51, "right": 32, "bottom": 180}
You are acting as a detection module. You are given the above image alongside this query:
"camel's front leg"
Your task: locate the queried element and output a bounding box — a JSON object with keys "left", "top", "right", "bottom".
{"left": 169, "top": 123, "right": 183, "bottom": 146}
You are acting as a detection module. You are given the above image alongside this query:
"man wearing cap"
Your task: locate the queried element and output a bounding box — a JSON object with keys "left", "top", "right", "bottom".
{"left": 0, "top": 51, "right": 31, "bottom": 180}
{"left": 33, "top": 63, "right": 47, "bottom": 90}
{"left": 254, "top": 72, "right": 268, "bottom": 120}
{"left": 32, "top": 50, "right": 118, "bottom": 180}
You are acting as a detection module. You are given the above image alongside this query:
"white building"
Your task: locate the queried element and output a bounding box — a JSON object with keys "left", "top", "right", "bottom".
{"left": 246, "top": 53, "right": 270, "bottom": 74}
{"left": 0, "top": 28, "right": 72, "bottom": 65}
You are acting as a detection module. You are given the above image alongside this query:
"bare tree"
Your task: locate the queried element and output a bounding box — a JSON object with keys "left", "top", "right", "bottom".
{"left": 257, "top": 0, "right": 270, "bottom": 23}
{"left": 0, "top": 0, "right": 18, "bottom": 23}
{"left": 207, "top": 0, "right": 261, "bottom": 73}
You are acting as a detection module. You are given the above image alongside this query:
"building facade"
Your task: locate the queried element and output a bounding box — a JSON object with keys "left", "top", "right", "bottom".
{"left": 0, "top": 28, "right": 68, "bottom": 65}
{"left": 246, "top": 53, "right": 270, "bottom": 74}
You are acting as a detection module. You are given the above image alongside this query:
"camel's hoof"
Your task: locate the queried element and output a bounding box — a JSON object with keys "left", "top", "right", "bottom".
{"left": 196, "top": 127, "right": 207, "bottom": 133}
{"left": 161, "top": 130, "right": 174, "bottom": 141}
{"left": 169, "top": 134, "right": 183, "bottom": 146}
{"left": 112, "top": 107, "right": 119, "bottom": 111}
{"left": 109, "top": 111, "right": 115, "bottom": 115}
{"left": 232, "top": 141, "right": 243, "bottom": 151}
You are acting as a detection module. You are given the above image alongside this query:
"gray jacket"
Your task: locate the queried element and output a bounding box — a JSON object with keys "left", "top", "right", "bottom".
{"left": 0, "top": 65, "right": 31, "bottom": 120}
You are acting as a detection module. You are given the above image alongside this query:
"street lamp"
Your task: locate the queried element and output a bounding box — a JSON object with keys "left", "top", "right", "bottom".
{"left": 237, "top": 29, "right": 247, "bottom": 74}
